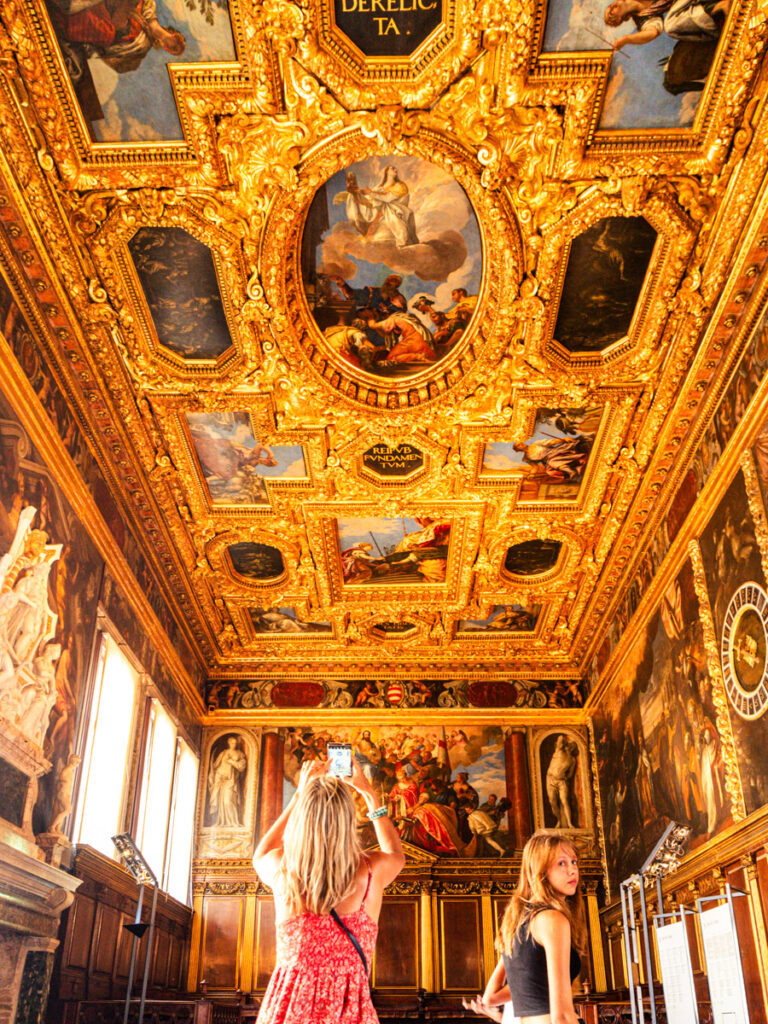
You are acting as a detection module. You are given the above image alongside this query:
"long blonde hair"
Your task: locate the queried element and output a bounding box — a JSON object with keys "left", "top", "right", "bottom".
{"left": 496, "top": 830, "right": 587, "bottom": 955}
{"left": 279, "top": 775, "right": 362, "bottom": 915}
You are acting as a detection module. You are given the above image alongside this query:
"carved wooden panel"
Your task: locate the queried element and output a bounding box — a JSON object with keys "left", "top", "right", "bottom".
{"left": 373, "top": 898, "right": 418, "bottom": 990}
{"left": 439, "top": 898, "right": 482, "bottom": 992}
{"left": 200, "top": 896, "right": 244, "bottom": 990}
{"left": 253, "top": 898, "right": 276, "bottom": 991}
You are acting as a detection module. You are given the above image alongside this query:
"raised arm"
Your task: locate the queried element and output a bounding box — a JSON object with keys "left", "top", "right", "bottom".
{"left": 532, "top": 910, "right": 579, "bottom": 1024}
{"left": 252, "top": 759, "right": 325, "bottom": 888}
{"left": 344, "top": 760, "right": 405, "bottom": 886}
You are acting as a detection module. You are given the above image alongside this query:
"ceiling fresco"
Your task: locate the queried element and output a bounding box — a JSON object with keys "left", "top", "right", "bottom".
{"left": 0, "top": 0, "right": 767, "bottom": 709}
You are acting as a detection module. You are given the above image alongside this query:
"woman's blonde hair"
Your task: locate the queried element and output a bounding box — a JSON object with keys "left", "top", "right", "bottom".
{"left": 279, "top": 774, "right": 362, "bottom": 915}
{"left": 496, "top": 830, "right": 587, "bottom": 955}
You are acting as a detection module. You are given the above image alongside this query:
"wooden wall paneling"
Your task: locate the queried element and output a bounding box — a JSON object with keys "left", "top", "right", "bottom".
{"left": 88, "top": 903, "right": 119, "bottom": 998}
{"left": 756, "top": 851, "right": 768, "bottom": 936}
{"left": 373, "top": 898, "right": 419, "bottom": 990}
{"left": 439, "top": 897, "right": 482, "bottom": 992}
{"left": 114, "top": 910, "right": 134, "bottom": 987}
{"left": 152, "top": 927, "right": 170, "bottom": 989}
{"left": 253, "top": 897, "right": 276, "bottom": 991}
{"left": 200, "top": 895, "right": 244, "bottom": 990}
{"left": 57, "top": 895, "right": 95, "bottom": 1001}
{"left": 168, "top": 933, "right": 184, "bottom": 990}
{"left": 725, "top": 863, "right": 768, "bottom": 1024}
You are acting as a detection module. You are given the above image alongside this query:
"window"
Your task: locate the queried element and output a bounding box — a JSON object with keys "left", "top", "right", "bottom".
{"left": 74, "top": 634, "right": 139, "bottom": 857}
{"left": 135, "top": 698, "right": 199, "bottom": 905}
{"left": 73, "top": 629, "right": 199, "bottom": 905}
{"left": 164, "top": 741, "right": 199, "bottom": 904}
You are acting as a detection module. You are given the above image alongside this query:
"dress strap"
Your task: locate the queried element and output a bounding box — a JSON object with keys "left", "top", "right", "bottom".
{"left": 360, "top": 856, "right": 373, "bottom": 910}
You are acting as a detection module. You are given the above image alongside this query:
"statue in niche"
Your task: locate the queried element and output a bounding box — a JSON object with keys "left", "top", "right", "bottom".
{"left": 207, "top": 735, "right": 247, "bottom": 828}
{"left": 545, "top": 734, "right": 579, "bottom": 829}
{"left": 48, "top": 753, "right": 81, "bottom": 835}
{"left": 0, "top": 507, "right": 63, "bottom": 749}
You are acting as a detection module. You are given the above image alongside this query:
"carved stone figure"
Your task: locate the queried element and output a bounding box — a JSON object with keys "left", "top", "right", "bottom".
{"left": 545, "top": 734, "right": 579, "bottom": 829}
{"left": 49, "top": 753, "right": 82, "bottom": 835}
{"left": 0, "top": 508, "right": 63, "bottom": 748}
{"left": 207, "top": 735, "right": 247, "bottom": 828}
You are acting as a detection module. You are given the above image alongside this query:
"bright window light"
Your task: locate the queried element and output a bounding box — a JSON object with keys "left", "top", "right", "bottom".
{"left": 135, "top": 699, "right": 177, "bottom": 884}
{"left": 164, "top": 742, "right": 199, "bottom": 905}
{"left": 75, "top": 635, "right": 138, "bottom": 857}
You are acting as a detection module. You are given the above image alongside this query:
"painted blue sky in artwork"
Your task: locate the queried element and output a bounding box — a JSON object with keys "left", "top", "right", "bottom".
{"left": 84, "top": 0, "right": 235, "bottom": 141}
{"left": 542, "top": 0, "right": 710, "bottom": 129}
{"left": 312, "top": 154, "right": 482, "bottom": 313}
{"left": 482, "top": 413, "right": 574, "bottom": 473}
{"left": 337, "top": 516, "right": 424, "bottom": 556}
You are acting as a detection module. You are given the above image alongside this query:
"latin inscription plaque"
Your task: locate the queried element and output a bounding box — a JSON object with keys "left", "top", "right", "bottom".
{"left": 333, "top": 0, "right": 444, "bottom": 57}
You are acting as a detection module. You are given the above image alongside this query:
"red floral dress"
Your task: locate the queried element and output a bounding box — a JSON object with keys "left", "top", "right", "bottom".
{"left": 257, "top": 870, "right": 378, "bottom": 1024}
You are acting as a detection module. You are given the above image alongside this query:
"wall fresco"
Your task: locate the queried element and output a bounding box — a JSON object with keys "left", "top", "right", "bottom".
{"left": 282, "top": 724, "right": 512, "bottom": 857}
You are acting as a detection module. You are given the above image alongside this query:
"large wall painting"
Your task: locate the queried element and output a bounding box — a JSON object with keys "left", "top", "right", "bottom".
{"left": 481, "top": 406, "right": 602, "bottom": 501}
{"left": 45, "top": 0, "right": 236, "bottom": 142}
{"left": 543, "top": 0, "right": 725, "bottom": 129}
{"left": 593, "top": 559, "right": 731, "bottom": 889}
{"left": 699, "top": 471, "right": 768, "bottom": 814}
{"left": 553, "top": 217, "right": 657, "bottom": 353}
{"left": 0, "top": 391, "right": 104, "bottom": 833}
{"left": 337, "top": 516, "right": 451, "bottom": 585}
{"left": 129, "top": 228, "right": 232, "bottom": 360}
{"left": 185, "top": 412, "right": 307, "bottom": 505}
{"left": 302, "top": 155, "right": 482, "bottom": 378}
{"left": 282, "top": 725, "right": 511, "bottom": 857}
{"left": 206, "top": 675, "right": 586, "bottom": 711}
{"left": 534, "top": 729, "right": 592, "bottom": 833}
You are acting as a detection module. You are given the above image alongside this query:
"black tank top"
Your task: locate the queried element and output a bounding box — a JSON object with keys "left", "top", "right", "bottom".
{"left": 502, "top": 914, "right": 581, "bottom": 1016}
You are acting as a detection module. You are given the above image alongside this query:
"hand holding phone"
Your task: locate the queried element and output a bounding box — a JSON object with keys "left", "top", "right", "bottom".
{"left": 327, "top": 742, "right": 353, "bottom": 777}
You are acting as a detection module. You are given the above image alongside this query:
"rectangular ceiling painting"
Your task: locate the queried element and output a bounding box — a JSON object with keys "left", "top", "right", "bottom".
{"left": 45, "top": 0, "right": 236, "bottom": 142}
{"left": 337, "top": 516, "right": 451, "bottom": 585}
{"left": 543, "top": 0, "right": 726, "bottom": 129}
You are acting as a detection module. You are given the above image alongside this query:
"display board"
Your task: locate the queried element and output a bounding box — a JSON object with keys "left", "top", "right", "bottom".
{"left": 698, "top": 902, "right": 750, "bottom": 1024}
{"left": 655, "top": 918, "right": 699, "bottom": 1024}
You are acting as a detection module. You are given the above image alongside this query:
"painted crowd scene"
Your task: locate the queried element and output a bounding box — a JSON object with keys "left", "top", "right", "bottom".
{"left": 283, "top": 725, "right": 512, "bottom": 857}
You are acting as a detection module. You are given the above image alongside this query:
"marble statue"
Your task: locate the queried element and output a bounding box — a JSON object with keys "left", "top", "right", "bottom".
{"left": 0, "top": 507, "right": 63, "bottom": 749}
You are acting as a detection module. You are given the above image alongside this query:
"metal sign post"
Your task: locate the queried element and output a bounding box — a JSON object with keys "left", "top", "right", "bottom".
{"left": 112, "top": 834, "right": 158, "bottom": 1024}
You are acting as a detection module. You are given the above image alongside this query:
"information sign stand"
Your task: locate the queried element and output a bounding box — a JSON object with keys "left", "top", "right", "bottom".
{"left": 653, "top": 907, "right": 699, "bottom": 1024}
{"left": 696, "top": 885, "right": 750, "bottom": 1024}
{"left": 112, "top": 834, "right": 158, "bottom": 1024}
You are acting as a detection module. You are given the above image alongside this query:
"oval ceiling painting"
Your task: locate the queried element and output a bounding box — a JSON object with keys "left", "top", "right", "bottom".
{"left": 302, "top": 154, "right": 482, "bottom": 379}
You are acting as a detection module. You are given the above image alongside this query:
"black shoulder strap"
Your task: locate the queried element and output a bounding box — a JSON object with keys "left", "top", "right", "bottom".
{"left": 330, "top": 909, "right": 369, "bottom": 978}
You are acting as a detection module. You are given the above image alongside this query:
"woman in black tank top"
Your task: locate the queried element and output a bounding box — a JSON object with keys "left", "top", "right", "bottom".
{"left": 474, "top": 830, "right": 587, "bottom": 1024}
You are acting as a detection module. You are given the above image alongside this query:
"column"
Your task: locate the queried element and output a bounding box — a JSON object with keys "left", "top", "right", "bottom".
{"left": 420, "top": 880, "right": 435, "bottom": 993}
{"left": 584, "top": 881, "right": 607, "bottom": 992}
{"left": 480, "top": 879, "right": 496, "bottom": 984}
{"left": 186, "top": 886, "right": 204, "bottom": 992}
{"left": 504, "top": 730, "right": 533, "bottom": 849}
{"left": 258, "top": 730, "right": 284, "bottom": 840}
{"left": 742, "top": 853, "right": 768, "bottom": 1012}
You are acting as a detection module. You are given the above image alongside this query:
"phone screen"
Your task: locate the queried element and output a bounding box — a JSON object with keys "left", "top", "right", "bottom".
{"left": 327, "top": 743, "right": 353, "bottom": 777}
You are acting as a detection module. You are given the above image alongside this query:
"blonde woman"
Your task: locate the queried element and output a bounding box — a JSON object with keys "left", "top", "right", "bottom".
{"left": 478, "top": 830, "right": 587, "bottom": 1024}
{"left": 253, "top": 758, "right": 405, "bottom": 1024}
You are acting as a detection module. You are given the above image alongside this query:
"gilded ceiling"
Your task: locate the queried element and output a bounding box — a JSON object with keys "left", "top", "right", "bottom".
{"left": 1, "top": 0, "right": 767, "bottom": 707}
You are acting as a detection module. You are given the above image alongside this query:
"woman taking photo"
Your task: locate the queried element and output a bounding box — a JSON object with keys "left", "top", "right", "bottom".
{"left": 253, "top": 758, "right": 405, "bottom": 1024}
{"left": 470, "top": 829, "right": 587, "bottom": 1024}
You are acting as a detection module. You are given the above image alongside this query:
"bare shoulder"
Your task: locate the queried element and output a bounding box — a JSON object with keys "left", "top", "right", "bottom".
{"left": 253, "top": 847, "right": 282, "bottom": 888}
{"left": 530, "top": 909, "right": 572, "bottom": 946}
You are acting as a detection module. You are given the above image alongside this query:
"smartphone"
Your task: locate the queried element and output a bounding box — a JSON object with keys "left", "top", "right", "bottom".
{"left": 327, "top": 743, "right": 353, "bottom": 777}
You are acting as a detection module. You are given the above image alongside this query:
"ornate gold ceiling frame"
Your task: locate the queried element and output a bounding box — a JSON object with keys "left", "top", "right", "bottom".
{"left": 463, "top": 396, "right": 631, "bottom": 516}
{"left": 331, "top": 427, "right": 448, "bottom": 494}
{"left": 520, "top": 0, "right": 765, "bottom": 171}
{"left": 449, "top": 599, "right": 554, "bottom": 644}
{"left": 534, "top": 188, "right": 697, "bottom": 372}
{"left": 259, "top": 127, "right": 521, "bottom": 410}
{"left": 4, "top": 0, "right": 269, "bottom": 188}
{"left": 304, "top": 501, "right": 483, "bottom": 607}
{"left": 230, "top": 601, "right": 342, "bottom": 646}
{"left": 149, "top": 392, "right": 325, "bottom": 521}
{"left": 496, "top": 523, "right": 582, "bottom": 588}
{"left": 294, "top": 0, "right": 483, "bottom": 107}
{"left": 87, "top": 196, "right": 260, "bottom": 389}
{"left": 359, "top": 612, "right": 436, "bottom": 646}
